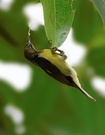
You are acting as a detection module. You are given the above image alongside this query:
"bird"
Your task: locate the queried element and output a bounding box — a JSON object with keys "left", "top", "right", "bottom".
{"left": 24, "top": 30, "right": 96, "bottom": 102}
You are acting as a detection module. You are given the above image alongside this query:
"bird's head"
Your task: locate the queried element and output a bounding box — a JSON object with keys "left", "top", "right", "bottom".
{"left": 24, "top": 33, "right": 38, "bottom": 63}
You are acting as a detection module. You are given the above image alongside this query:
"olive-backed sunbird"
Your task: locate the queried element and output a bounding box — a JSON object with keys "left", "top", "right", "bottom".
{"left": 24, "top": 31, "right": 96, "bottom": 102}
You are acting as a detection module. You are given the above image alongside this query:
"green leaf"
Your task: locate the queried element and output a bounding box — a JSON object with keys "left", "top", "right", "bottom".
{"left": 91, "top": 0, "right": 105, "bottom": 26}
{"left": 40, "top": 0, "right": 75, "bottom": 47}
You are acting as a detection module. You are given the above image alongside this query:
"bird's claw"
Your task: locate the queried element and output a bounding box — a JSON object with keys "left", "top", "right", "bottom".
{"left": 51, "top": 47, "right": 67, "bottom": 60}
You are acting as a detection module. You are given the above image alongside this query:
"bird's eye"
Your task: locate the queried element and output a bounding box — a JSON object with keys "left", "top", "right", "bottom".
{"left": 34, "top": 53, "right": 38, "bottom": 58}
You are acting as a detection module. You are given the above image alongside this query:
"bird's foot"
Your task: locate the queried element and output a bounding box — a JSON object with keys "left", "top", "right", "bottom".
{"left": 51, "top": 47, "right": 67, "bottom": 60}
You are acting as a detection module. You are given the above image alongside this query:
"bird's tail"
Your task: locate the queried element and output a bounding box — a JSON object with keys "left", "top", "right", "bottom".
{"left": 74, "top": 84, "right": 96, "bottom": 102}
{"left": 66, "top": 76, "right": 96, "bottom": 101}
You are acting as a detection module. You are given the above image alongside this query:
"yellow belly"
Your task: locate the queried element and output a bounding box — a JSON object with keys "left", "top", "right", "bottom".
{"left": 39, "top": 49, "right": 71, "bottom": 76}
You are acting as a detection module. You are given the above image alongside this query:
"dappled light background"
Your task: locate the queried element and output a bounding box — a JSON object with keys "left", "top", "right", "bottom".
{"left": 0, "top": 0, "right": 105, "bottom": 135}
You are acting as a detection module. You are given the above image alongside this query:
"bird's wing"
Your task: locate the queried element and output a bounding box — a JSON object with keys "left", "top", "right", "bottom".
{"left": 35, "top": 57, "right": 96, "bottom": 101}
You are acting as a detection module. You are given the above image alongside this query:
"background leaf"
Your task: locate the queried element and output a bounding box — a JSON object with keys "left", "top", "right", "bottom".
{"left": 72, "top": 0, "right": 104, "bottom": 44}
{"left": 91, "top": 0, "right": 105, "bottom": 26}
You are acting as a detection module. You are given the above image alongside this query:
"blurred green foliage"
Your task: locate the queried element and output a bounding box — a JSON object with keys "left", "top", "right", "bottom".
{"left": 0, "top": 0, "right": 105, "bottom": 135}
{"left": 91, "top": 0, "right": 105, "bottom": 26}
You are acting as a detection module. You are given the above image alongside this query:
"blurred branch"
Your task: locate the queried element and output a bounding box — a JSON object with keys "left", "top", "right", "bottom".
{"left": 0, "top": 25, "right": 18, "bottom": 47}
